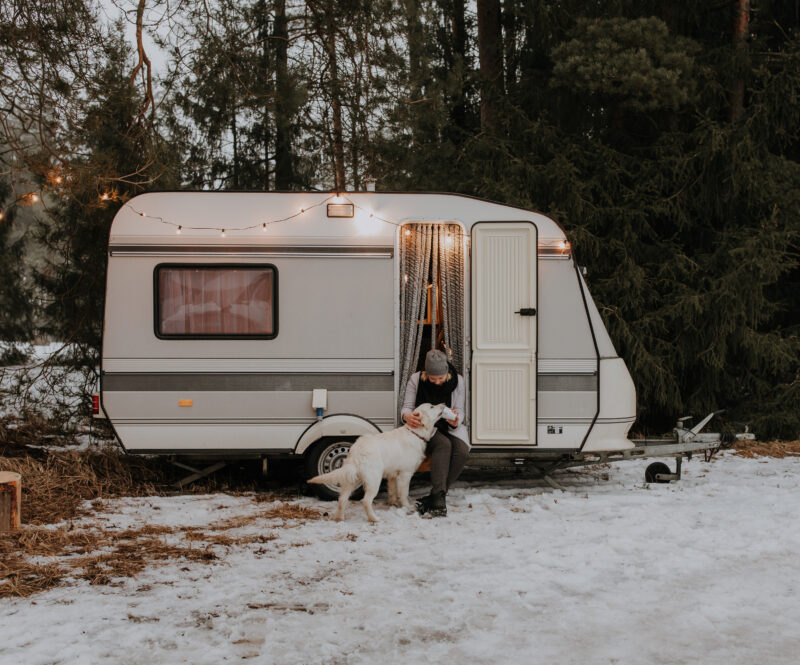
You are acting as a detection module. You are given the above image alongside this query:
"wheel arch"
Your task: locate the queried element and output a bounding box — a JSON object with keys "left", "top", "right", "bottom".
{"left": 294, "top": 413, "right": 383, "bottom": 456}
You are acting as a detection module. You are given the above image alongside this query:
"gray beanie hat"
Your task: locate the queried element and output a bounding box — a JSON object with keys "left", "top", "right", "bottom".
{"left": 424, "top": 349, "right": 448, "bottom": 376}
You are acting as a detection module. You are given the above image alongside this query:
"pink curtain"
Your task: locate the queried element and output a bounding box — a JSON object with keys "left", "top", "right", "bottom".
{"left": 158, "top": 268, "right": 273, "bottom": 336}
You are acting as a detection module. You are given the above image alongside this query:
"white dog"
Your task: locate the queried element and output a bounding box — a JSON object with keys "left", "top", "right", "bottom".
{"left": 308, "top": 402, "right": 457, "bottom": 522}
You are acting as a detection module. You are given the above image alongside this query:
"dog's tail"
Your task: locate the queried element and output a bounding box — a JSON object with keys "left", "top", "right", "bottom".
{"left": 307, "top": 464, "right": 359, "bottom": 487}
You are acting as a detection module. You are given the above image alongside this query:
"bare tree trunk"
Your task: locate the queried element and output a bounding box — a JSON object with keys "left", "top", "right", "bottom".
{"left": 306, "top": 0, "right": 345, "bottom": 189}
{"left": 405, "top": 0, "right": 425, "bottom": 102}
{"left": 130, "top": 0, "right": 155, "bottom": 125}
{"left": 329, "top": 47, "right": 346, "bottom": 189}
{"left": 309, "top": 1, "right": 346, "bottom": 191}
{"left": 730, "top": 0, "right": 750, "bottom": 122}
{"left": 477, "top": 0, "right": 504, "bottom": 134}
{"left": 258, "top": 0, "right": 272, "bottom": 191}
{"left": 232, "top": 112, "right": 239, "bottom": 189}
{"left": 448, "top": 0, "right": 468, "bottom": 131}
{"left": 502, "top": 0, "right": 517, "bottom": 98}
{"left": 274, "top": 0, "right": 293, "bottom": 189}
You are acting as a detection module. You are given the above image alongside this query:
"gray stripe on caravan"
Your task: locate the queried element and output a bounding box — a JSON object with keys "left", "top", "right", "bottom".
{"left": 103, "top": 373, "right": 394, "bottom": 392}
{"left": 537, "top": 374, "right": 598, "bottom": 391}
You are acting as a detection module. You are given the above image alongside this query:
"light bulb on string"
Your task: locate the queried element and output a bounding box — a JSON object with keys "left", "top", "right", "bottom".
{"left": 262, "top": 223, "right": 267, "bottom": 232}
{"left": 221, "top": 229, "right": 226, "bottom": 238}
{"left": 176, "top": 226, "right": 182, "bottom": 235}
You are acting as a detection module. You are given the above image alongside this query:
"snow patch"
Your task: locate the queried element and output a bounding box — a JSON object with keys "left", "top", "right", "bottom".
{"left": 2, "top": 453, "right": 799, "bottom": 664}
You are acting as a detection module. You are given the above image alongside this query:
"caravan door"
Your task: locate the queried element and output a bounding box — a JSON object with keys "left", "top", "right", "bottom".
{"left": 471, "top": 222, "right": 537, "bottom": 446}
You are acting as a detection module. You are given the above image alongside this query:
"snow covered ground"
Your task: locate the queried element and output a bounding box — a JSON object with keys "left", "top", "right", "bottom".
{"left": 0, "top": 343, "right": 94, "bottom": 418}
{"left": 2, "top": 452, "right": 799, "bottom": 665}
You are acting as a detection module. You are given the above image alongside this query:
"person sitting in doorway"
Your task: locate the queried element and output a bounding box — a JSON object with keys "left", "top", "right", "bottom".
{"left": 401, "top": 349, "right": 468, "bottom": 518}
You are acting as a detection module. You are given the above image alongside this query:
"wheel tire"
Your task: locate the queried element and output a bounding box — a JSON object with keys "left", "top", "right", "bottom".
{"left": 304, "top": 438, "right": 363, "bottom": 501}
{"left": 645, "top": 461, "right": 672, "bottom": 483}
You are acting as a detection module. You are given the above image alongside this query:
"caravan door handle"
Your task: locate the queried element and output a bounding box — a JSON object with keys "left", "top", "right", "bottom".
{"left": 515, "top": 308, "right": 536, "bottom": 316}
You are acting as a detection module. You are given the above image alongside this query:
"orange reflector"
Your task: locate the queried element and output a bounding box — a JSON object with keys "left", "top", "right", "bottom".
{"left": 179, "top": 399, "right": 193, "bottom": 407}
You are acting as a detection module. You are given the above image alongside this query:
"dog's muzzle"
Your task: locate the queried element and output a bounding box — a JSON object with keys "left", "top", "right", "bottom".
{"left": 441, "top": 406, "right": 457, "bottom": 421}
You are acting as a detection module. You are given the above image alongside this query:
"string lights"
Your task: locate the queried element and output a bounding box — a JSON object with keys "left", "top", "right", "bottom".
{"left": 123, "top": 192, "right": 485, "bottom": 248}
{"left": 1, "top": 184, "right": 569, "bottom": 258}
{"left": 126, "top": 193, "right": 341, "bottom": 235}
{"left": 124, "top": 192, "right": 453, "bottom": 241}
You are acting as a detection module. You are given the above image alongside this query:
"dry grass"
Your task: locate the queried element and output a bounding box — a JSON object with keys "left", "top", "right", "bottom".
{"left": 0, "top": 416, "right": 326, "bottom": 599}
{"left": 729, "top": 439, "right": 800, "bottom": 459}
{"left": 0, "top": 414, "right": 323, "bottom": 600}
{"left": 0, "top": 450, "right": 168, "bottom": 525}
{"left": 258, "top": 502, "right": 322, "bottom": 520}
{"left": 0, "top": 500, "right": 322, "bottom": 599}
{"left": 0, "top": 415, "right": 186, "bottom": 524}
{"left": 0, "top": 414, "right": 295, "bottom": 525}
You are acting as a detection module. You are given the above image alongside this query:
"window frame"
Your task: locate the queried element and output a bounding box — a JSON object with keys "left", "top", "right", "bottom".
{"left": 153, "top": 263, "right": 279, "bottom": 340}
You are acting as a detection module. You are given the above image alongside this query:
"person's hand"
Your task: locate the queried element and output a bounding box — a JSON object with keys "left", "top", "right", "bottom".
{"left": 404, "top": 412, "right": 422, "bottom": 428}
{"left": 446, "top": 409, "right": 459, "bottom": 427}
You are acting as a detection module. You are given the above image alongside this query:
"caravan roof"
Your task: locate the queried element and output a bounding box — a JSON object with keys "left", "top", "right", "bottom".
{"left": 110, "top": 191, "right": 568, "bottom": 247}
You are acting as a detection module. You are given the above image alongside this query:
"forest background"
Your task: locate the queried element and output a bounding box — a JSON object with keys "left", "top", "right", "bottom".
{"left": 0, "top": 0, "right": 798, "bottom": 438}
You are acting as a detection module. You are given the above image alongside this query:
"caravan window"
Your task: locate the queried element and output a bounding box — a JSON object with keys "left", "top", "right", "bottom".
{"left": 155, "top": 265, "right": 277, "bottom": 339}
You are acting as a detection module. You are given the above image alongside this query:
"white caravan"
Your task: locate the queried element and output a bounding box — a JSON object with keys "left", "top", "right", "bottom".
{"left": 101, "top": 192, "right": 637, "bottom": 492}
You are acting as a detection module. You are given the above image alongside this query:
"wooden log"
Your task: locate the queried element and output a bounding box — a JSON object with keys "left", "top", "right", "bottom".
{"left": 0, "top": 471, "right": 22, "bottom": 532}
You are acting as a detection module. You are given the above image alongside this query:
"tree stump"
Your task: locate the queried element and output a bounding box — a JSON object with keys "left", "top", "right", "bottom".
{"left": 0, "top": 472, "right": 22, "bottom": 532}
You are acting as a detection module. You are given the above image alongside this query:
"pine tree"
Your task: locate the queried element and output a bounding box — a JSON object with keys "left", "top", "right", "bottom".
{"left": 33, "top": 31, "right": 178, "bottom": 378}
{"left": 0, "top": 165, "right": 34, "bottom": 353}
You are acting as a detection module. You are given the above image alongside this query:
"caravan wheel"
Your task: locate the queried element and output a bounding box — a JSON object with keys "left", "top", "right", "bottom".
{"left": 305, "top": 438, "right": 363, "bottom": 501}
{"left": 645, "top": 462, "right": 672, "bottom": 483}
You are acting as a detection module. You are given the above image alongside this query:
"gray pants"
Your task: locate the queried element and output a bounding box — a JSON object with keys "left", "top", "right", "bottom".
{"left": 426, "top": 431, "right": 470, "bottom": 494}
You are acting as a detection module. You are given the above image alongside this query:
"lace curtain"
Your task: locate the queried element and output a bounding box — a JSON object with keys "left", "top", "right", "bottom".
{"left": 398, "top": 223, "right": 465, "bottom": 418}
{"left": 157, "top": 267, "right": 274, "bottom": 336}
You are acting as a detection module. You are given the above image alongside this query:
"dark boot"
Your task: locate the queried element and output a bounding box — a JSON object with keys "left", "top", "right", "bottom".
{"left": 416, "top": 491, "right": 447, "bottom": 518}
